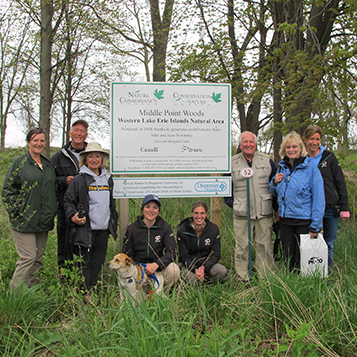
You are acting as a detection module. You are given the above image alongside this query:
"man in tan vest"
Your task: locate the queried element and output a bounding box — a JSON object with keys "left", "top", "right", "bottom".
{"left": 229, "top": 131, "right": 277, "bottom": 281}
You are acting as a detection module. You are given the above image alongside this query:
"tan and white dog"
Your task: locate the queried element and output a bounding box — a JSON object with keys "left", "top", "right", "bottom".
{"left": 108, "top": 253, "right": 164, "bottom": 300}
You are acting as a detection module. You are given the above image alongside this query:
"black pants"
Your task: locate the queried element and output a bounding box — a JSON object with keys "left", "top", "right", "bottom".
{"left": 280, "top": 223, "right": 309, "bottom": 272}
{"left": 75, "top": 230, "right": 109, "bottom": 290}
{"left": 57, "top": 209, "right": 67, "bottom": 267}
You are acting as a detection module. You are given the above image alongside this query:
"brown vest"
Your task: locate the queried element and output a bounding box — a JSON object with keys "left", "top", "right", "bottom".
{"left": 232, "top": 151, "right": 273, "bottom": 219}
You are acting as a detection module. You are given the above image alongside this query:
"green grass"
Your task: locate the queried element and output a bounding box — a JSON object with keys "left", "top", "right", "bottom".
{"left": 0, "top": 148, "right": 356, "bottom": 356}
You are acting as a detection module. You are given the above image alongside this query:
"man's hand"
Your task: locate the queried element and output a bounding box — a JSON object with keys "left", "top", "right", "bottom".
{"left": 66, "top": 176, "right": 74, "bottom": 185}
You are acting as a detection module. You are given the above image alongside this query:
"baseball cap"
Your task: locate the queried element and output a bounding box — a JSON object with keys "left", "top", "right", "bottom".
{"left": 142, "top": 194, "right": 161, "bottom": 207}
{"left": 72, "top": 119, "right": 89, "bottom": 129}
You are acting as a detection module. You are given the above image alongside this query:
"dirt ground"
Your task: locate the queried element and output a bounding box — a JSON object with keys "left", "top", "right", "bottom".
{"left": 344, "top": 170, "right": 357, "bottom": 185}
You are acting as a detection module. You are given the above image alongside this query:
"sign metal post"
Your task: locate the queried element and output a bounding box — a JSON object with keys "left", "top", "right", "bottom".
{"left": 241, "top": 167, "right": 254, "bottom": 281}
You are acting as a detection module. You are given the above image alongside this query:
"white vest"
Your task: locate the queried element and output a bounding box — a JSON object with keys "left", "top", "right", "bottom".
{"left": 232, "top": 151, "right": 273, "bottom": 219}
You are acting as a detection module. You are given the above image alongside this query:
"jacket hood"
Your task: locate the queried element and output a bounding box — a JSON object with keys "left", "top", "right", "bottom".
{"left": 80, "top": 165, "right": 108, "bottom": 178}
{"left": 178, "top": 217, "right": 191, "bottom": 227}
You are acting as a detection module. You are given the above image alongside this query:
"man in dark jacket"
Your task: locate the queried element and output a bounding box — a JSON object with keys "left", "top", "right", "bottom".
{"left": 51, "top": 120, "right": 88, "bottom": 268}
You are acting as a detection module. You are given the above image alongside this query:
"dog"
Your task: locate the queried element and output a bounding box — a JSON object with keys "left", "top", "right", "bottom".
{"left": 108, "top": 253, "right": 164, "bottom": 301}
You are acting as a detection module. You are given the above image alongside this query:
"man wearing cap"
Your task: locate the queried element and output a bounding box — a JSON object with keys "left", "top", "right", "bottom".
{"left": 123, "top": 194, "right": 180, "bottom": 292}
{"left": 51, "top": 120, "right": 88, "bottom": 269}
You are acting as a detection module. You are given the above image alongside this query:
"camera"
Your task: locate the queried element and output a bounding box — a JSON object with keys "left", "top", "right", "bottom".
{"left": 77, "top": 204, "right": 85, "bottom": 219}
{"left": 333, "top": 205, "right": 341, "bottom": 217}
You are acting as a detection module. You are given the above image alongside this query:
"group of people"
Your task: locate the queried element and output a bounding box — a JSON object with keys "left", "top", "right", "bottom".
{"left": 228, "top": 128, "right": 349, "bottom": 279}
{"left": 123, "top": 195, "right": 228, "bottom": 291}
{"left": 1, "top": 120, "right": 227, "bottom": 293}
{"left": 1, "top": 122, "right": 349, "bottom": 294}
{"left": 2, "top": 121, "right": 119, "bottom": 292}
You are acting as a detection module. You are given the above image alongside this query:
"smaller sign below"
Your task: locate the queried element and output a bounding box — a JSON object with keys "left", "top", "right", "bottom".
{"left": 113, "top": 177, "right": 231, "bottom": 199}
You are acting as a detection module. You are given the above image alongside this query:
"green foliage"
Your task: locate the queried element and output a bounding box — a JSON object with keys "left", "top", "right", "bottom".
{"left": 0, "top": 148, "right": 357, "bottom": 355}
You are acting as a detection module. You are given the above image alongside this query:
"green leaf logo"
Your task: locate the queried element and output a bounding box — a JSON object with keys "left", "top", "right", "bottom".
{"left": 154, "top": 89, "right": 164, "bottom": 100}
{"left": 211, "top": 92, "right": 222, "bottom": 103}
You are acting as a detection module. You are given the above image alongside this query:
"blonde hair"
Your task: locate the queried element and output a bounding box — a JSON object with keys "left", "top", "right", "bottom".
{"left": 279, "top": 131, "right": 307, "bottom": 159}
{"left": 79, "top": 152, "right": 107, "bottom": 169}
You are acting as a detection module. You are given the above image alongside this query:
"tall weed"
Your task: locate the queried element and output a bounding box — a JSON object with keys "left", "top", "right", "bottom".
{"left": 0, "top": 148, "right": 356, "bottom": 356}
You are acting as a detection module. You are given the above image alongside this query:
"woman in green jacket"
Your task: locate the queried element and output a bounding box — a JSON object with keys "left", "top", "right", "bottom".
{"left": 2, "top": 128, "right": 57, "bottom": 291}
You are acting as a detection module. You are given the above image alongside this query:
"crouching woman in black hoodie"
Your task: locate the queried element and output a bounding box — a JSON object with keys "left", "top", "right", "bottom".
{"left": 177, "top": 201, "right": 227, "bottom": 286}
{"left": 123, "top": 194, "right": 179, "bottom": 293}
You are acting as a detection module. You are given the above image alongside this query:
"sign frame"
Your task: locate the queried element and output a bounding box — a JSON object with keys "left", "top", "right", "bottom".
{"left": 113, "top": 176, "right": 231, "bottom": 199}
{"left": 111, "top": 82, "right": 231, "bottom": 175}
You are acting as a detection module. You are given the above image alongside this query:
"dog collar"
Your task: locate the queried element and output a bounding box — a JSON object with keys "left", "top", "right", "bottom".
{"left": 124, "top": 276, "right": 134, "bottom": 283}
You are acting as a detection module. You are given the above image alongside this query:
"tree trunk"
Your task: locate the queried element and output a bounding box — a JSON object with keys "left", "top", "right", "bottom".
{"left": 40, "top": 0, "right": 53, "bottom": 158}
{"left": 149, "top": 0, "right": 175, "bottom": 82}
{"left": 270, "top": 0, "right": 341, "bottom": 132}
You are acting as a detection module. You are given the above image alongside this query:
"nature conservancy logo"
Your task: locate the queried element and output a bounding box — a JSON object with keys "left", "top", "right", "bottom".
{"left": 153, "top": 89, "right": 164, "bottom": 100}
{"left": 119, "top": 90, "right": 157, "bottom": 104}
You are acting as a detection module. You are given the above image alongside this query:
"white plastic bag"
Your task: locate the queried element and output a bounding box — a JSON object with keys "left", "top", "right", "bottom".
{"left": 300, "top": 233, "right": 328, "bottom": 277}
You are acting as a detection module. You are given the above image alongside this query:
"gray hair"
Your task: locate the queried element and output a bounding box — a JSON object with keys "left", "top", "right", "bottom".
{"left": 239, "top": 131, "right": 257, "bottom": 145}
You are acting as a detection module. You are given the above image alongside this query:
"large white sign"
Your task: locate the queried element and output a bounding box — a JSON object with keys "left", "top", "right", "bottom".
{"left": 111, "top": 82, "right": 231, "bottom": 174}
{"left": 113, "top": 177, "right": 231, "bottom": 199}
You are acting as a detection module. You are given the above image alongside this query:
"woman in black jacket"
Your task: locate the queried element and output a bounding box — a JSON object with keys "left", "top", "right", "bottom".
{"left": 177, "top": 201, "right": 227, "bottom": 285}
{"left": 303, "top": 125, "right": 349, "bottom": 270}
{"left": 64, "top": 142, "right": 117, "bottom": 292}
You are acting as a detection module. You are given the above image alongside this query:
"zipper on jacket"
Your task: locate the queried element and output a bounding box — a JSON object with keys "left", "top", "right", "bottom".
{"left": 281, "top": 165, "right": 303, "bottom": 217}
{"left": 193, "top": 234, "right": 200, "bottom": 264}
{"left": 147, "top": 229, "right": 150, "bottom": 260}
{"left": 61, "top": 148, "right": 79, "bottom": 172}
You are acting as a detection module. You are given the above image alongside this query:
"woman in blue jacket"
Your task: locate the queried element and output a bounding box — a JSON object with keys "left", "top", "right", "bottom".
{"left": 269, "top": 132, "right": 325, "bottom": 272}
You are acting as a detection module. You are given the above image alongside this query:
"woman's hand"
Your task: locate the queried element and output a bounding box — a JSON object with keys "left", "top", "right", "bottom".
{"left": 309, "top": 231, "right": 318, "bottom": 238}
{"left": 195, "top": 266, "right": 205, "bottom": 281}
{"left": 72, "top": 212, "right": 86, "bottom": 226}
{"left": 274, "top": 173, "right": 284, "bottom": 184}
{"left": 145, "top": 262, "right": 159, "bottom": 275}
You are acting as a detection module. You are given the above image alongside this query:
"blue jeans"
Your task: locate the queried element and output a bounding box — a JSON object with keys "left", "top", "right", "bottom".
{"left": 323, "top": 208, "right": 340, "bottom": 269}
